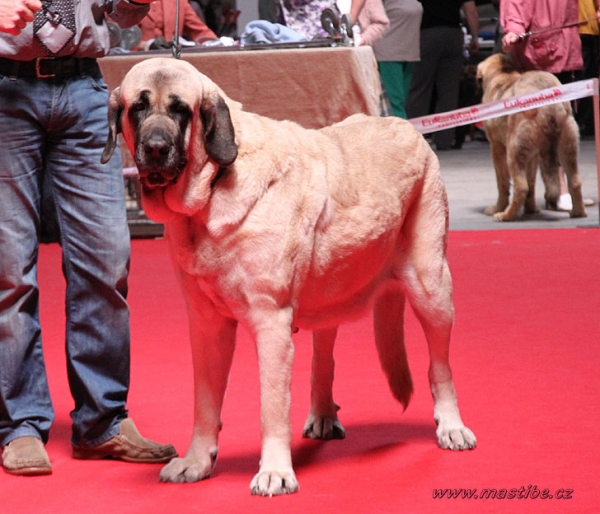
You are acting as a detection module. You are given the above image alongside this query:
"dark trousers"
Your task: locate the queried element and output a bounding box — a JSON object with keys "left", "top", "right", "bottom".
{"left": 576, "top": 34, "right": 599, "bottom": 136}
{"left": 406, "top": 26, "right": 464, "bottom": 149}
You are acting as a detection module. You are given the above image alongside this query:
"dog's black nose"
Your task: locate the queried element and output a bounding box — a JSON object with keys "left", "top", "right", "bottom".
{"left": 144, "top": 135, "right": 170, "bottom": 158}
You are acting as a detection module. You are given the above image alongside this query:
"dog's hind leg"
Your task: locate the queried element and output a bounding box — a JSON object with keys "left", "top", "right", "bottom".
{"left": 494, "top": 128, "right": 536, "bottom": 221}
{"left": 407, "top": 266, "right": 475, "bottom": 449}
{"left": 524, "top": 155, "right": 540, "bottom": 214}
{"left": 559, "top": 117, "right": 587, "bottom": 218}
{"left": 373, "top": 287, "right": 413, "bottom": 410}
{"left": 302, "top": 327, "right": 346, "bottom": 440}
{"left": 405, "top": 255, "right": 476, "bottom": 450}
{"left": 539, "top": 137, "right": 562, "bottom": 210}
{"left": 400, "top": 178, "right": 476, "bottom": 450}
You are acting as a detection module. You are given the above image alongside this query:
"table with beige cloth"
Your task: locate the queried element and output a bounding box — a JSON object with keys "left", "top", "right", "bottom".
{"left": 99, "top": 45, "right": 382, "bottom": 130}
{"left": 98, "top": 45, "right": 382, "bottom": 236}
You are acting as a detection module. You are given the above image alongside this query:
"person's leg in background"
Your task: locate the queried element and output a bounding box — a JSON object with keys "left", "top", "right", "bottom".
{"left": 431, "top": 26, "right": 465, "bottom": 150}
{"left": 406, "top": 27, "right": 440, "bottom": 123}
{"left": 576, "top": 33, "right": 599, "bottom": 138}
{"left": 378, "top": 61, "right": 415, "bottom": 119}
{"left": 552, "top": 70, "right": 595, "bottom": 211}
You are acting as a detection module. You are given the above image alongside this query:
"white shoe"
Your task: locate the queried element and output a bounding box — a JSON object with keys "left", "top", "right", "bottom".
{"left": 554, "top": 194, "right": 595, "bottom": 212}
{"left": 556, "top": 193, "right": 572, "bottom": 212}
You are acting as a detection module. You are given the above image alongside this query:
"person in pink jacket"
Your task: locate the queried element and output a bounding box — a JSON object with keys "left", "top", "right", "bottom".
{"left": 501, "top": 0, "right": 583, "bottom": 74}
{"left": 501, "top": 0, "right": 599, "bottom": 211}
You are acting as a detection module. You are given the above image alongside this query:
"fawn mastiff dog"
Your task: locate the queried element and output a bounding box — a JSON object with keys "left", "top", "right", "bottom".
{"left": 476, "top": 53, "right": 587, "bottom": 221}
{"left": 102, "top": 57, "right": 476, "bottom": 496}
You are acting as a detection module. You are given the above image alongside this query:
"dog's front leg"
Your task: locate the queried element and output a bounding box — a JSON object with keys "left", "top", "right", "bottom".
{"left": 302, "top": 327, "right": 346, "bottom": 440}
{"left": 249, "top": 308, "right": 298, "bottom": 496}
{"left": 160, "top": 304, "right": 237, "bottom": 484}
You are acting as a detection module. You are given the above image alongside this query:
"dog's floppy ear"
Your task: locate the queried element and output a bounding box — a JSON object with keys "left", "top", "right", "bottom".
{"left": 101, "top": 87, "right": 123, "bottom": 164}
{"left": 200, "top": 93, "right": 238, "bottom": 166}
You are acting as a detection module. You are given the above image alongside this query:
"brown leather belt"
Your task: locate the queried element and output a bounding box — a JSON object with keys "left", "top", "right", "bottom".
{"left": 0, "top": 57, "right": 100, "bottom": 79}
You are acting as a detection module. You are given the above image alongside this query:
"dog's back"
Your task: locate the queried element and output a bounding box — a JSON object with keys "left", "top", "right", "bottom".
{"left": 281, "top": 115, "right": 448, "bottom": 329}
{"left": 482, "top": 57, "right": 572, "bottom": 146}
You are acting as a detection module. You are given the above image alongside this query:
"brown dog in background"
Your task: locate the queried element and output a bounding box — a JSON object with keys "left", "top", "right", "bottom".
{"left": 102, "top": 57, "right": 476, "bottom": 496}
{"left": 477, "top": 53, "right": 587, "bottom": 221}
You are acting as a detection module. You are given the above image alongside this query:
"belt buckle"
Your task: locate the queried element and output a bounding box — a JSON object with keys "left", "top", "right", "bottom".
{"left": 35, "top": 57, "right": 56, "bottom": 78}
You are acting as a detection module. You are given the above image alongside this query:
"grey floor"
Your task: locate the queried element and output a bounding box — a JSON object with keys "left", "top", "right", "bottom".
{"left": 438, "top": 138, "right": 600, "bottom": 231}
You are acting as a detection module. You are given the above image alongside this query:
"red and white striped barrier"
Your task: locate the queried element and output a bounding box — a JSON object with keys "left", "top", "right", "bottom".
{"left": 409, "top": 78, "right": 600, "bottom": 222}
{"left": 409, "top": 78, "right": 597, "bottom": 135}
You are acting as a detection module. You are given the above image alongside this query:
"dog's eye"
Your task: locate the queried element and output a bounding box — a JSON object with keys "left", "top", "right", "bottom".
{"left": 170, "top": 102, "right": 190, "bottom": 116}
{"left": 131, "top": 101, "right": 146, "bottom": 112}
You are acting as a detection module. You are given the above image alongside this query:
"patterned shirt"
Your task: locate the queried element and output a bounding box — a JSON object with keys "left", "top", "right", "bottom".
{"left": 0, "top": 0, "right": 150, "bottom": 60}
{"left": 277, "top": 0, "right": 340, "bottom": 39}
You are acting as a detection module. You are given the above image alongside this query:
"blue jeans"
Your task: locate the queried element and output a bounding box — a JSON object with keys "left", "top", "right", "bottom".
{"left": 0, "top": 69, "right": 131, "bottom": 448}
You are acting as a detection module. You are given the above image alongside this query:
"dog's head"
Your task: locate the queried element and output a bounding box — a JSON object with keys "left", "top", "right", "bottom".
{"left": 102, "top": 58, "right": 238, "bottom": 190}
{"left": 476, "top": 53, "right": 523, "bottom": 94}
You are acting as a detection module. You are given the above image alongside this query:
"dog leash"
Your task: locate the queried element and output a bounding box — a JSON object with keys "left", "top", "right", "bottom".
{"left": 518, "top": 17, "right": 597, "bottom": 39}
{"left": 172, "top": 0, "right": 182, "bottom": 59}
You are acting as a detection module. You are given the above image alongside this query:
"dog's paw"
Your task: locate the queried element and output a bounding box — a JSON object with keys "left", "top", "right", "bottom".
{"left": 570, "top": 208, "right": 587, "bottom": 219}
{"left": 302, "top": 413, "right": 346, "bottom": 440}
{"left": 524, "top": 203, "right": 540, "bottom": 214}
{"left": 250, "top": 470, "right": 299, "bottom": 496}
{"left": 492, "top": 211, "right": 515, "bottom": 222}
{"left": 159, "top": 457, "right": 214, "bottom": 483}
{"left": 436, "top": 425, "right": 477, "bottom": 451}
{"left": 484, "top": 205, "right": 499, "bottom": 216}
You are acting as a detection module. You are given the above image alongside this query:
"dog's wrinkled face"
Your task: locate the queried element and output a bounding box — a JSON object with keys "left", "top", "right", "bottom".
{"left": 128, "top": 87, "right": 191, "bottom": 189}
{"left": 102, "top": 58, "right": 238, "bottom": 192}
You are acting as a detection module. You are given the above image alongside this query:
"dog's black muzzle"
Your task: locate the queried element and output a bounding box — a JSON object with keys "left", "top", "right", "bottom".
{"left": 135, "top": 129, "right": 187, "bottom": 189}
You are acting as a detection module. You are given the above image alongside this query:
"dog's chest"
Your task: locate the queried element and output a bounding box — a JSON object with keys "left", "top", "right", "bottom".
{"left": 167, "top": 220, "right": 286, "bottom": 315}
{"left": 169, "top": 221, "right": 235, "bottom": 278}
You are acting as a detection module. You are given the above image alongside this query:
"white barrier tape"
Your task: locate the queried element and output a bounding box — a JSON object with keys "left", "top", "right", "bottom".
{"left": 409, "top": 78, "right": 598, "bottom": 135}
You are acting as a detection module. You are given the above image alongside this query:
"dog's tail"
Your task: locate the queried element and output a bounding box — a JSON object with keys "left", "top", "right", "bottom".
{"left": 373, "top": 287, "right": 414, "bottom": 410}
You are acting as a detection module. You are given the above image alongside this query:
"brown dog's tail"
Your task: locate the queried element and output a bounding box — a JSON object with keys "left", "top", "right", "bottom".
{"left": 373, "top": 287, "right": 414, "bottom": 410}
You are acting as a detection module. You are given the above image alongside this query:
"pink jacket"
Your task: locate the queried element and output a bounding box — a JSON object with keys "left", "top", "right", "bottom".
{"left": 500, "top": 0, "right": 583, "bottom": 73}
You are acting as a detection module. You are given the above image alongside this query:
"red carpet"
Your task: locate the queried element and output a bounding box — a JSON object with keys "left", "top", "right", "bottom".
{"left": 2, "top": 229, "right": 599, "bottom": 513}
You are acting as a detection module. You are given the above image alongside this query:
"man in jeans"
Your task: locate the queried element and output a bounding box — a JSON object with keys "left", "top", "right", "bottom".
{"left": 0, "top": 0, "right": 177, "bottom": 476}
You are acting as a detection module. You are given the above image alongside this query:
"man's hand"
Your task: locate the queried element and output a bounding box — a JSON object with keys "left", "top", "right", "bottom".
{"left": 501, "top": 31, "right": 521, "bottom": 53}
{"left": 0, "top": 0, "right": 41, "bottom": 35}
{"left": 468, "top": 36, "right": 480, "bottom": 56}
